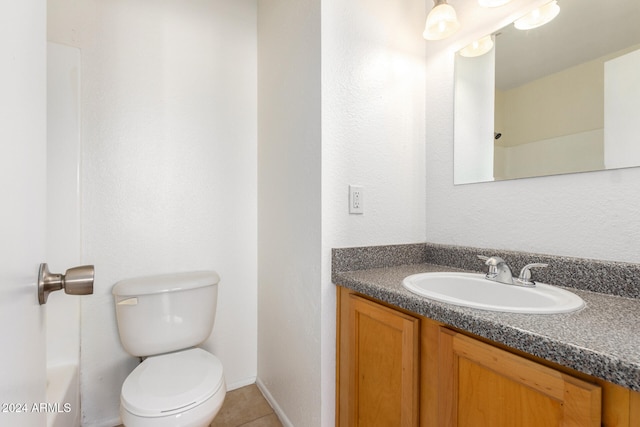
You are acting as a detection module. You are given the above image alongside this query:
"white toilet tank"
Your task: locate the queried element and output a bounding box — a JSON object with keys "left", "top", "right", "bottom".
{"left": 113, "top": 271, "right": 220, "bottom": 357}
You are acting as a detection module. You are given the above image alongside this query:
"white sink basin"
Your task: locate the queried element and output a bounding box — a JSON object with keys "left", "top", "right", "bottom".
{"left": 402, "top": 272, "right": 584, "bottom": 314}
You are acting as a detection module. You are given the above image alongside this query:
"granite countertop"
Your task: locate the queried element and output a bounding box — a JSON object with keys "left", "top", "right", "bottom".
{"left": 334, "top": 262, "right": 640, "bottom": 392}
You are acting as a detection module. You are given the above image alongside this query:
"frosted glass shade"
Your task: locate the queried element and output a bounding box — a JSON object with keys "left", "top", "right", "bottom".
{"left": 459, "top": 36, "right": 494, "bottom": 57}
{"left": 423, "top": 3, "right": 460, "bottom": 40}
{"left": 514, "top": 1, "right": 560, "bottom": 30}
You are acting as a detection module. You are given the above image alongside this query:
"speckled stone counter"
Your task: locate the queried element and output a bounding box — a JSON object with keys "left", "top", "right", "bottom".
{"left": 332, "top": 243, "right": 640, "bottom": 392}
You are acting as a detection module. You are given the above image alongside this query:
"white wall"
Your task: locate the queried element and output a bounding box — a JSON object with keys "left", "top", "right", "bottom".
{"left": 425, "top": 1, "right": 640, "bottom": 263}
{"left": 257, "top": 0, "right": 322, "bottom": 425}
{"left": 604, "top": 48, "right": 640, "bottom": 169}
{"left": 257, "top": 0, "right": 426, "bottom": 425}
{"left": 46, "top": 42, "right": 81, "bottom": 369}
{"left": 321, "top": 0, "right": 426, "bottom": 423}
{"left": 322, "top": 0, "right": 427, "bottom": 248}
{"left": 48, "top": 1, "right": 258, "bottom": 426}
{"left": 46, "top": 43, "right": 82, "bottom": 427}
{"left": 454, "top": 49, "right": 495, "bottom": 184}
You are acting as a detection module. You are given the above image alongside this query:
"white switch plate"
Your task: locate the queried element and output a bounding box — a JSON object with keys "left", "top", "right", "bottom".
{"left": 349, "top": 185, "right": 364, "bottom": 214}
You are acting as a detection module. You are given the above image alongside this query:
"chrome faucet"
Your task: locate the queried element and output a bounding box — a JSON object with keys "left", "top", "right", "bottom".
{"left": 477, "top": 255, "right": 548, "bottom": 287}
{"left": 477, "top": 255, "right": 514, "bottom": 285}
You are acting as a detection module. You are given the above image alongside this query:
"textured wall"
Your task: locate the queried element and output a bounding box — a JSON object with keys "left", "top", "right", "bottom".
{"left": 49, "top": 1, "right": 258, "bottom": 425}
{"left": 257, "top": 0, "right": 427, "bottom": 424}
{"left": 321, "top": 0, "right": 427, "bottom": 423}
{"left": 257, "top": 0, "right": 322, "bottom": 425}
{"left": 321, "top": 0, "right": 427, "bottom": 258}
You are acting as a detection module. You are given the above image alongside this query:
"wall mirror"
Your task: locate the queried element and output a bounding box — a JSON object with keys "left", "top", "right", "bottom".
{"left": 453, "top": 0, "right": 640, "bottom": 184}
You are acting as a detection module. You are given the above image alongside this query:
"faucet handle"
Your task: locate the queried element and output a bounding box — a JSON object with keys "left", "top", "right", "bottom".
{"left": 478, "top": 255, "right": 504, "bottom": 277}
{"left": 478, "top": 255, "right": 495, "bottom": 276}
{"left": 477, "top": 255, "right": 494, "bottom": 273}
{"left": 477, "top": 255, "right": 506, "bottom": 266}
{"left": 516, "top": 263, "right": 548, "bottom": 286}
{"left": 477, "top": 255, "right": 515, "bottom": 284}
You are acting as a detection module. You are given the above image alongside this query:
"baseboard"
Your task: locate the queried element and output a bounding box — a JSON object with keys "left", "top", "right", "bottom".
{"left": 226, "top": 376, "right": 257, "bottom": 391}
{"left": 255, "top": 377, "right": 294, "bottom": 427}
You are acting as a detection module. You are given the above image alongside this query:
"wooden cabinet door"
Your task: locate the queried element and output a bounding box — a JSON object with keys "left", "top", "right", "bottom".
{"left": 338, "top": 289, "right": 420, "bottom": 427}
{"left": 439, "top": 327, "right": 602, "bottom": 427}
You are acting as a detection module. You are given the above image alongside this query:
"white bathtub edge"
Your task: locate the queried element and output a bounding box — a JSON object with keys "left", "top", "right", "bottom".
{"left": 47, "top": 364, "right": 80, "bottom": 427}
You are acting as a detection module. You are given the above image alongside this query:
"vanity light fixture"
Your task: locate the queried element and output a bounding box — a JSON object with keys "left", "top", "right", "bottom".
{"left": 478, "top": 0, "right": 512, "bottom": 7}
{"left": 459, "top": 35, "right": 494, "bottom": 57}
{"left": 514, "top": 0, "right": 560, "bottom": 30}
{"left": 423, "top": 0, "right": 460, "bottom": 40}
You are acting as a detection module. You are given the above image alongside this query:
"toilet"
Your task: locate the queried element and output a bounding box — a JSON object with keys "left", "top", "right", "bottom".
{"left": 112, "top": 271, "right": 226, "bottom": 427}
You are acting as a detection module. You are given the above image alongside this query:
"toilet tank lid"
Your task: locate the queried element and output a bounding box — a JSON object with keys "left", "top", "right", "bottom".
{"left": 112, "top": 271, "right": 220, "bottom": 297}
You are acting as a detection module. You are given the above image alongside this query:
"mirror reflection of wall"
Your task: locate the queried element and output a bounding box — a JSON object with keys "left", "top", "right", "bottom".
{"left": 454, "top": 45, "right": 495, "bottom": 184}
{"left": 454, "top": 0, "right": 640, "bottom": 184}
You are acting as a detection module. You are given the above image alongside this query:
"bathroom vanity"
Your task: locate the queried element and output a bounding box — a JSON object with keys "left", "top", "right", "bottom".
{"left": 333, "top": 243, "right": 640, "bottom": 426}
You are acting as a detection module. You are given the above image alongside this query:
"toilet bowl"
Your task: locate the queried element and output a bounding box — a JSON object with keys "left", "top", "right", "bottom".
{"left": 113, "top": 271, "right": 226, "bottom": 427}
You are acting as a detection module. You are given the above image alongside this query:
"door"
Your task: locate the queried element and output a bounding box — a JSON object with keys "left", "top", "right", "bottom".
{"left": 439, "top": 327, "right": 602, "bottom": 427}
{"left": 337, "top": 288, "right": 420, "bottom": 427}
{"left": 0, "top": 1, "right": 48, "bottom": 426}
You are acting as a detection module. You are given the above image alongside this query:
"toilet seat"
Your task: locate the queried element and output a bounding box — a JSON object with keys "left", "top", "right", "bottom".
{"left": 121, "top": 348, "right": 224, "bottom": 417}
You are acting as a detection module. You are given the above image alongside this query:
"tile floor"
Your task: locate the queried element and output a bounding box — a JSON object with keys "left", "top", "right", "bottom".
{"left": 115, "top": 384, "right": 282, "bottom": 427}
{"left": 210, "top": 384, "right": 282, "bottom": 427}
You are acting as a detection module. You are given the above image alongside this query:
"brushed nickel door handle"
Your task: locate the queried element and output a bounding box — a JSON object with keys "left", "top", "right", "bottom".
{"left": 38, "top": 263, "right": 94, "bottom": 305}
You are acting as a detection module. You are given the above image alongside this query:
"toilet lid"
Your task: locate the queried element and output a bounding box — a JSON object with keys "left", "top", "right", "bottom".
{"left": 121, "top": 348, "right": 224, "bottom": 417}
